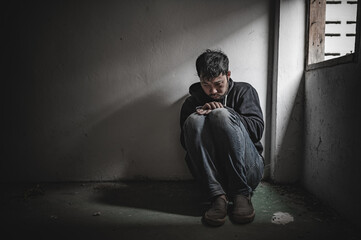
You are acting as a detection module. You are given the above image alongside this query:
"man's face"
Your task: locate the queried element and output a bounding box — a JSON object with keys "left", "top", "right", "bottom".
{"left": 200, "top": 72, "right": 230, "bottom": 99}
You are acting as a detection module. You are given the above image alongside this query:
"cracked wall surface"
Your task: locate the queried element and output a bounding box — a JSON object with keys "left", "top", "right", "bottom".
{"left": 303, "top": 32, "right": 361, "bottom": 224}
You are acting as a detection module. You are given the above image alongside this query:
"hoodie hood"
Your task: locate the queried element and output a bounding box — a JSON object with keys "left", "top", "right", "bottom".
{"left": 189, "top": 78, "right": 234, "bottom": 105}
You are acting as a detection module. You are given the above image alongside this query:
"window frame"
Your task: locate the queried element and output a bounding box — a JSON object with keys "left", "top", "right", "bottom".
{"left": 306, "top": 0, "right": 360, "bottom": 71}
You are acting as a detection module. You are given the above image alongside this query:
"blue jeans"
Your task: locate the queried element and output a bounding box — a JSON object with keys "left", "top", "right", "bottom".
{"left": 183, "top": 108, "right": 264, "bottom": 200}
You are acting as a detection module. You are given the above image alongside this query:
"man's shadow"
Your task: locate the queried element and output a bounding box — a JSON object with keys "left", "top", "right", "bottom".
{"left": 92, "top": 181, "right": 205, "bottom": 217}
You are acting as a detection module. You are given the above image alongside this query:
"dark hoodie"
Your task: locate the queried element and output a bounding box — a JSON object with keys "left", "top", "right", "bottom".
{"left": 180, "top": 78, "right": 264, "bottom": 155}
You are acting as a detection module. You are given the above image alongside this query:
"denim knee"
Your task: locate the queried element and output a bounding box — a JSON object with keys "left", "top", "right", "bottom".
{"left": 207, "top": 108, "right": 232, "bottom": 126}
{"left": 183, "top": 113, "right": 205, "bottom": 133}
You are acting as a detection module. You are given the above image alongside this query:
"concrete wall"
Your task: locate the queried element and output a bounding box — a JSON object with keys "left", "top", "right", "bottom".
{"left": 3, "top": 0, "right": 271, "bottom": 182}
{"left": 303, "top": 9, "right": 361, "bottom": 223}
{"left": 270, "top": 0, "right": 306, "bottom": 183}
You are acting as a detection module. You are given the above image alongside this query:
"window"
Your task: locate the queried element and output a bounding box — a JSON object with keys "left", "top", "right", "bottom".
{"left": 307, "top": 0, "right": 359, "bottom": 68}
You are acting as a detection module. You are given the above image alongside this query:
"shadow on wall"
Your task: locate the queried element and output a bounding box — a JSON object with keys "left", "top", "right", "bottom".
{"left": 274, "top": 74, "right": 305, "bottom": 183}
{"left": 6, "top": 0, "right": 268, "bottom": 181}
{"left": 82, "top": 94, "right": 190, "bottom": 180}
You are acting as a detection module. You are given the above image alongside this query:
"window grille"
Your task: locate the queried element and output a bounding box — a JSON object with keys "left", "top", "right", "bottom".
{"left": 324, "top": 0, "right": 358, "bottom": 60}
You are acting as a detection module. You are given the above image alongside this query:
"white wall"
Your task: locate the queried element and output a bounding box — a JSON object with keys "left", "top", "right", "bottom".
{"left": 4, "top": 0, "right": 271, "bottom": 182}
{"left": 270, "top": 0, "right": 306, "bottom": 183}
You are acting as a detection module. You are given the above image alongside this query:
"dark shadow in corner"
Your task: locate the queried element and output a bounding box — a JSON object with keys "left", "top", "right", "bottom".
{"left": 91, "top": 180, "right": 205, "bottom": 217}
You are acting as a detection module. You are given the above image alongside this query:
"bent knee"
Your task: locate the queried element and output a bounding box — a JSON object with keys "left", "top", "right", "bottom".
{"left": 208, "top": 108, "right": 230, "bottom": 122}
{"left": 184, "top": 113, "right": 205, "bottom": 130}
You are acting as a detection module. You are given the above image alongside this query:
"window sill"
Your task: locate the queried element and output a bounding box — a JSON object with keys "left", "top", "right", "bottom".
{"left": 306, "top": 53, "right": 356, "bottom": 71}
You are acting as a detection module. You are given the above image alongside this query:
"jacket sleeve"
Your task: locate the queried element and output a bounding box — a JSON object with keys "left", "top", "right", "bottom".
{"left": 235, "top": 86, "right": 264, "bottom": 143}
{"left": 179, "top": 96, "right": 198, "bottom": 149}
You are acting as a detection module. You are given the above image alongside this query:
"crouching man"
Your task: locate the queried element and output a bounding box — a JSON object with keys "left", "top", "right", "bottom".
{"left": 180, "top": 49, "right": 264, "bottom": 226}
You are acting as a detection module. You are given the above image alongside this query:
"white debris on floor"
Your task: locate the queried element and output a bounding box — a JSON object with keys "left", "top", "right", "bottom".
{"left": 271, "top": 212, "right": 294, "bottom": 225}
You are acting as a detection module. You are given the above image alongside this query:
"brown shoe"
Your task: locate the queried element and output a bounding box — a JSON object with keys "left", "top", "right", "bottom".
{"left": 230, "top": 194, "right": 255, "bottom": 224}
{"left": 203, "top": 195, "right": 228, "bottom": 227}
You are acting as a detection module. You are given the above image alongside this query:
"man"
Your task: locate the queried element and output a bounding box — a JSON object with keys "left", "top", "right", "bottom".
{"left": 180, "top": 49, "right": 264, "bottom": 226}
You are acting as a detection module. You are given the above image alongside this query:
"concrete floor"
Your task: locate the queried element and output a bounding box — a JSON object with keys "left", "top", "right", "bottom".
{"left": 1, "top": 181, "right": 358, "bottom": 240}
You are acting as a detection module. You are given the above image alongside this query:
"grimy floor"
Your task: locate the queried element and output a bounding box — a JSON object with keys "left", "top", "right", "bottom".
{"left": 1, "top": 181, "right": 358, "bottom": 240}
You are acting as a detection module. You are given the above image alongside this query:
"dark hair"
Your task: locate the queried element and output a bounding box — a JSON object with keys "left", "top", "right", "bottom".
{"left": 195, "top": 49, "right": 229, "bottom": 81}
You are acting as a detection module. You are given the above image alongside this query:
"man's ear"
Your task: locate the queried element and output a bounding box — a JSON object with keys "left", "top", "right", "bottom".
{"left": 227, "top": 71, "right": 231, "bottom": 78}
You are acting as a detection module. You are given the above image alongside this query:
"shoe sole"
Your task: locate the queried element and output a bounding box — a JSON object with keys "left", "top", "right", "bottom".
{"left": 202, "top": 215, "right": 227, "bottom": 227}
{"left": 230, "top": 211, "right": 255, "bottom": 224}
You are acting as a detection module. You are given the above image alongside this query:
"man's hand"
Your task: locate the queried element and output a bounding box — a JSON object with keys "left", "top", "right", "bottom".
{"left": 196, "top": 102, "right": 223, "bottom": 115}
